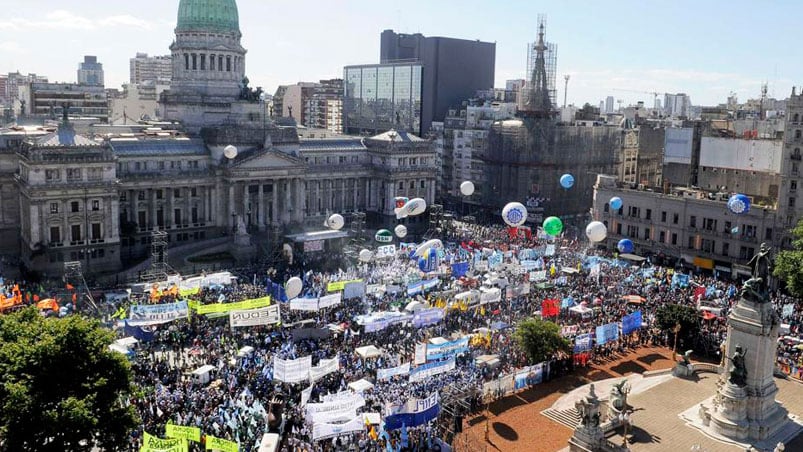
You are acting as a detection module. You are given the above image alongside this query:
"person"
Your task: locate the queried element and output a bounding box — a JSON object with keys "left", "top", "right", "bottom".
{"left": 729, "top": 345, "right": 747, "bottom": 386}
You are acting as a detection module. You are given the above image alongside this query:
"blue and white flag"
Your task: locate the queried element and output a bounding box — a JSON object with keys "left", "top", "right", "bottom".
{"left": 595, "top": 322, "right": 619, "bottom": 345}
{"left": 574, "top": 333, "right": 593, "bottom": 353}
{"left": 383, "top": 392, "right": 440, "bottom": 431}
{"left": 426, "top": 337, "right": 469, "bottom": 361}
{"left": 622, "top": 311, "right": 643, "bottom": 335}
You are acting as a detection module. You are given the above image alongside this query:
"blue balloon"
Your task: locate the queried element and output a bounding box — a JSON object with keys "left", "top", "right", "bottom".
{"left": 560, "top": 173, "right": 575, "bottom": 189}
{"left": 727, "top": 194, "right": 750, "bottom": 215}
{"left": 617, "top": 239, "right": 634, "bottom": 254}
{"left": 609, "top": 196, "right": 623, "bottom": 210}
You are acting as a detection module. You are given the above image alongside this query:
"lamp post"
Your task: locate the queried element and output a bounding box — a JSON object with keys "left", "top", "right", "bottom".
{"left": 224, "top": 145, "right": 238, "bottom": 233}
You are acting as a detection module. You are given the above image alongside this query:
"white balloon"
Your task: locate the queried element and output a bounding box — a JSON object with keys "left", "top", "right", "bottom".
{"left": 325, "top": 213, "right": 345, "bottom": 230}
{"left": 359, "top": 249, "right": 373, "bottom": 262}
{"left": 501, "top": 202, "right": 528, "bottom": 227}
{"left": 585, "top": 221, "right": 608, "bottom": 243}
{"left": 403, "top": 198, "right": 427, "bottom": 217}
{"left": 285, "top": 276, "right": 303, "bottom": 299}
{"left": 395, "top": 209, "right": 409, "bottom": 220}
{"left": 394, "top": 224, "right": 408, "bottom": 238}
{"left": 223, "top": 145, "right": 238, "bottom": 159}
{"left": 414, "top": 239, "right": 443, "bottom": 258}
{"left": 460, "top": 181, "right": 475, "bottom": 196}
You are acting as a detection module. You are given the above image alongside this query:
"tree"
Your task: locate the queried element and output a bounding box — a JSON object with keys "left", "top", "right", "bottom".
{"left": 774, "top": 220, "right": 803, "bottom": 298}
{"left": 514, "top": 317, "right": 571, "bottom": 364}
{"left": 655, "top": 303, "right": 699, "bottom": 352}
{"left": 0, "top": 307, "right": 139, "bottom": 451}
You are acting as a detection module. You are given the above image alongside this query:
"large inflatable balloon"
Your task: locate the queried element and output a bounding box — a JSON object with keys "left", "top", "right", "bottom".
{"left": 501, "top": 202, "right": 528, "bottom": 227}
{"left": 560, "top": 173, "right": 574, "bottom": 189}
{"left": 727, "top": 194, "right": 750, "bottom": 215}
{"left": 375, "top": 229, "right": 393, "bottom": 243}
{"left": 396, "top": 197, "right": 426, "bottom": 219}
{"left": 393, "top": 197, "right": 409, "bottom": 218}
{"left": 419, "top": 247, "right": 439, "bottom": 272}
{"left": 460, "top": 181, "right": 475, "bottom": 196}
{"left": 542, "top": 216, "right": 563, "bottom": 236}
{"left": 223, "top": 145, "right": 238, "bottom": 159}
{"left": 394, "top": 224, "right": 408, "bottom": 238}
{"left": 585, "top": 221, "right": 607, "bottom": 242}
{"left": 617, "top": 239, "right": 634, "bottom": 254}
{"left": 324, "top": 213, "right": 344, "bottom": 230}
{"left": 285, "top": 276, "right": 303, "bottom": 299}
{"left": 414, "top": 238, "right": 443, "bottom": 258}
{"left": 609, "top": 196, "right": 623, "bottom": 211}
{"left": 358, "top": 249, "right": 373, "bottom": 262}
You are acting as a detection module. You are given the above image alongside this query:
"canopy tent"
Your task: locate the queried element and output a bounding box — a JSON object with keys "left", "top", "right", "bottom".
{"left": 405, "top": 300, "right": 428, "bottom": 312}
{"left": 569, "top": 305, "right": 593, "bottom": 315}
{"left": 348, "top": 378, "right": 374, "bottom": 392}
{"left": 475, "top": 354, "right": 501, "bottom": 368}
{"left": 115, "top": 336, "right": 139, "bottom": 348}
{"left": 620, "top": 253, "right": 647, "bottom": 262}
{"left": 36, "top": 298, "right": 59, "bottom": 311}
{"left": 259, "top": 433, "right": 280, "bottom": 452}
{"left": 355, "top": 345, "right": 383, "bottom": 359}
{"left": 561, "top": 267, "right": 580, "bottom": 275}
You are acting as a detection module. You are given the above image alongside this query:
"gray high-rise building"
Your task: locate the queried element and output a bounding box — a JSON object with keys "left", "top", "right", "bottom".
{"left": 130, "top": 53, "right": 172, "bottom": 85}
{"left": 77, "top": 56, "right": 104, "bottom": 86}
{"left": 605, "top": 96, "right": 614, "bottom": 113}
{"left": 343, "top": 62, "right": 423, "bottom": 136}
{"left": 379, "top": 29, "right": 495, "bottom": 135}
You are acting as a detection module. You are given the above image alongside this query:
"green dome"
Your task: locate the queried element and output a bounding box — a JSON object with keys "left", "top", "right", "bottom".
{"left": 176, "top": 0, "right": 240, "bottom": 33}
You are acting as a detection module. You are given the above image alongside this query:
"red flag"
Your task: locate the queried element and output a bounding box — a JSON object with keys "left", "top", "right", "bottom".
{"left": 507, "top": 227, "right": 518, "bottom": 239}
{"left": 693, "top": 286, "right": 705, "bottom": 300}
{"left": 65, "top": 283, "right": 75, "bottom": 290}
{"left": 542, "top": 298, "right": 560, "bottom": 317}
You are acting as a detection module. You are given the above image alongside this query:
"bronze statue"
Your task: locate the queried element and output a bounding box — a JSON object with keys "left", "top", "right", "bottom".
{"left": 742, "top": 243, "right": 772, "bottom": 302}
{"left": 728, "top": 344, "right": 747, "bottom": 386}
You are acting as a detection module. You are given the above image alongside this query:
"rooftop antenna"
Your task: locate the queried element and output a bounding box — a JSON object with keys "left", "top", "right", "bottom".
{"left": 563, "top": 74, "right": 570, "bottom": 108}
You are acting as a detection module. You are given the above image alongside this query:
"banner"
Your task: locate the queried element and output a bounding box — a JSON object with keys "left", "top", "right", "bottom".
{"left": 194, "top": 296, "right": 270, "bottom": 315}
{"left": 205, "top": 435, "right": 238, "bottom": 452}
{"left": 574, "top": 333, "right": 594, "bottom": 353}
{"left": 273, "top": 356, "right": 313, "bottom": 383}
{"left": 383, "top": 392, "right": 440, "bottom": 431}
{"left": 506, "top": 283, "right": 530, "bottom": 300}
{"left": 480, "top": 288, "right": 502, "bottom": 304}
{"left": 309, "top": 357, "right": 340, "bottom": 382}
{"left": 343, "top": 281, "right": 366, "bottom": 299}
{"left": 165, "top": 424, "right": 201, "bottom": 442}
{"left": 622, "top": 310, "right": 643, "bottom": 335}
{"left": 414, "top": 343, "right": 427, "bottom": 365}
{"left": 412, "top": 308, "right": 445, "bottom": 328}
{"left": 545, "top": 244, "right": 556, "bottom": 256}
{"left": 327, "top": 279, "right": 363, "bottom": 292}
{"left": 407, "top": 278, "right": 440, "bottom": 297}
{"left": 229, "top": 305, "right": 280, "bottom": 327}
{"left": 289, "top": 298, "right": 319, "bottom": 311}
{"left": 560, "top": 325, "right": 579, "bottom": 337}
{"left": 426, "top": 337, "right": 469, "bottom": 361}
{"left": 142, "top": 432, "right": 188, "bottom": 452}
{"left": 375, "top": 244, "right": 397, "bottom": 259}
{"left": 541, "top": 299, "right": 560, "bottom": 317}
{"left": 451, "top": 262, "right": 469, "bottom": 278}
{"left": 409, "top": 358, "right": 455, "bottom": 382}
{"left": 291, "top": 327, "right": 331, "bottom": 342}
{"left": 312, "top": 415, "right": 365, "bottom": 441}
{"left": 514, "top": 363, "right": 544, "bottom": 390}
{"left": 318, "top": 293, "right": 342, "bottom": 309}
{"left": 300, "top": 385, "right": 313, "bottom": 408}
{"left": 128, "top": 301, "right": 189, "bottom": 326}
{"left": 377, "top": 362, "right": 411, "bottom": 381}
{"left": 306, "top": 392, "right": 365, "bottom": 424}
{"left": 595, "top": 322, "right": 619, "bottom": 345}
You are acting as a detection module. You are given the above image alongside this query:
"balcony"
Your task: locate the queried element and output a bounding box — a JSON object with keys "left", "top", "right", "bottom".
{"left": 792, "top": 154, "right": 802, "bottom": 161}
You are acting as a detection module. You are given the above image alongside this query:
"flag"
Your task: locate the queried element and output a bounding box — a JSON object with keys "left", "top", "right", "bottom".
{"left": 65, "top": 283, "right": 75, "bottom": 290}
{"left": 542, "top": 299, "right": 560, "bottom": 317}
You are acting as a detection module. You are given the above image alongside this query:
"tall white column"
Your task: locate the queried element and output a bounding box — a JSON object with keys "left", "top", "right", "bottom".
{"left": 271, "top": 181, "right": 278, "bottom": 225}
{"left": 228, "top": 183, "right": 235, "bottom": 230}
{"left": 258, "top": 183, "right": 265, "bottom": 230}
{"left": 243, "top": 183, "right": 250, "bottom": 226}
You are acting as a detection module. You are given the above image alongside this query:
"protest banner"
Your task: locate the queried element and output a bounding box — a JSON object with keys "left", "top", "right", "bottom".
{"left": 128, "top": 301, "right": 189, "bottom": 326}
{"left": 289, "top": 297, "right": 319, "bottom": 311}
{"left": 273, "top": 356, "right": 312, "bottom": 383}
{"left": 194, "top": 296, "right": 270, "bottom": 315}
{"left": 165, "top": 424, "right": 201, "bottom": 442}
{"left": 383, "top": 392, "right": 440, "bottom": 430}
{"left": 309, "top": 357, "right": 340, "bottom": 382}
{"left": 377, "top": 362, "right": 411, "bottom": 380}
{"left": 229, "top": 305, "right": 280, "bottom": 328}
{"left": 326, "top": 279, "right": 363, "bottom": 292}
{"left": 142, "top": 432, "right": 188, "bottom": 452}
{"left": 622, "top": 310, "right": 643, "bottom": 335}
{"left": 414, "top": 343, "right": 427, "bottom": 365}
{"left": 595, "top": 322, "right": 619, "bottom": 345}
{"left": 425, "top": 337, "right": 469, "bottom": 361}
{"left": 312, "top": 415, "right": 365, "bottom": 441}
{"left": 318, "top": 293, "right": 342, "bottom": 309}
{"left": 412, "top": 308, "right": 445, "bottom": 328}
{"left": 409, "top": 358, "right": 455, "bottom": 382}
{"left": 205, "top": 435, "right": 238, "bottom": 452}
{"left": 574, "top": 333, "right": 594, "bottom": 353}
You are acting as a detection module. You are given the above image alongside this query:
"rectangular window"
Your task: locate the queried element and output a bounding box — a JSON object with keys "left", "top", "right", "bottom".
{"left": 71, "top": 201, "right": 80, "bottom": 213}
{"left": 50, "top": 227, "right": 60, "bottom": 243}
{"left": 174, "top": 209, "right": 181, "bottom": 226}
{"left": 138, "top": 211, "right": 146, "bottom": 228}
{"left": 200, "top": 54, "right": 206, "bottom": 70}
{"left": 688, "top": 236, "right": 695, "bottom": 249}
{"left": 339, "top": 156, "right": 346, "bottom": 163}
{"left": 91, "top": 223, "right": 101, "bottom": 240}
{"left": 218, "top": 55, "right": 223, "bottom": 70}
{"left": 184, "top": 53, "right": 189, "bottom": 70}
{"left": 616, "top": 223, "right": 622, "bottom": 235}
{"left": 88, "top": 168, "right": 102, "bottom": 180}
{"left": 71, "top": 224, "right": 81, "bottom": 242}
{"left": 156, "top": 190, "right": 163, "bottom": 200}
{"left": 689, "top": 216, "right": 696, "bottom": 228}
{"left": 659, "top": 231, "right": 666, "bottom": 243}
{"left": 643, "top": 227, "right": 650, "bottom": 240}
{"left": 91, "top": 200, "right": 100, "bottom": 211}
{"left": 192, "top": 54, "right": 197, "bottom": 70}
{"left": 792, "top": 181, "right": 798, "bottom": 192}
{"left": 661, "top": 211, "right": 667, "bottom": 222}
{"left": 673, "top": 213, "right": 679, "bottom": 224}
{"left": 724, "top": 221, "right": 732, "bottom": 233}
{"left": 158, "top": 161, "right": 165, "bottom": 170}
{"left": 50, "top": 202, "right": 59, "bottom": 214}
{"left": 604, "top": 203, "right": 609, "bottom": 213}
{"left": 191, "top": 187, "right": 197, "bottom": 197}
{"left": 789, "top": 197, "right": 796, "bottom": 208}
{"left": 45, "top": 169, "right": 60, "bottom": 181}
{"left": 702, "top": 239, "right": 714, "bottom": 253}
{"left": 722, "top": 242, "right": 729, "bottom": 257}
{"left": 157, "top": 209, "right": 164, "bottom": 227}
{"left": 671, "top": 233, "right": 678, "bottom": 245}
{"left": 174, "top": 189, "right": 181, "bottom": 198}
{"left": 420, "top": 180, "right": 426, "bottom": 188}
{"left": 645, "top": 209, "right": 652, "bottom": 220}
{"left": 192, "top": 207, "right": 198, "bottom": 223}
{"left": 138, "top": 191, "right": 145, "bottom": 200}
{"left": 226, "top": 56, "right": 231, "bottom": 71}
{"left": 766, "top": 228, "right": 773, "bottom": 240}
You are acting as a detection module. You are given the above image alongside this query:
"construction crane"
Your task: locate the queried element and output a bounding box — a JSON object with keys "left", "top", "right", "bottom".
{"left": 613, "top": 88, "right": 672, "bottom": 107}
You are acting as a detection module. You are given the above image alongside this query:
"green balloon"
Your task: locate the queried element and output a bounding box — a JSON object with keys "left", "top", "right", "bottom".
{"left": 543, "top": 216, "right": 563, "bottom": 236}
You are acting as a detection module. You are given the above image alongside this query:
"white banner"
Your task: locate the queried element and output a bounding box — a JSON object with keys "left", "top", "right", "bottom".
{"left": 306, "top": 392, "right": 365, "bottom": 424}
{"left": 529, "top": 270, "right": 547, "bottom": 282}
{"left": 301, "top": 385, "right": 313, "bottom": 408}
{"left": 309, "top": 357, "right": 340, "bottom": 382}
{"left": 414, "top": 343, "right": 427, "bottom": 365}
{"left": 229, "top": 305, "right": 280, "bottom": 327}
{"left": 480, "top": 288, "right": 502, "bottom": 304}
{"left": 273, "top": 356, "right": 312, "bottom": 383}
{"left": 318, "top": 293, "right": 342, "bottom": 309}
{"left": 409, "top": 358, "right": 456, "bottom": 382}
{"left": 312, "top": 415, "right": 365, "bottom": 441}
{"left": 377, "top": 362, "right": 410, "bottom": 381}
{"left": 128, "top": 301, "right": 188, "bottom": 326}
{"left": 375, "top": 244, "right": 397, "bottom": 259}
{"left": 290, "top": 298, "right": 319, "bottom": 312}
{"left": 545, "top": 244, "right": 556, "bottom": 256}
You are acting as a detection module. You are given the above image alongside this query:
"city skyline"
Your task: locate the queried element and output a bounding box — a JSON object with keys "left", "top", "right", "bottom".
{"left": 0, "top": 0, "right": 798, "bottom": 107}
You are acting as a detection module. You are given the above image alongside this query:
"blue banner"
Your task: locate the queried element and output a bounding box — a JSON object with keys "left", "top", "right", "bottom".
{"left": 343, "top": 281, "right": 365, "bottom": 299}
{"left": 413, "top": 308, "right": 445, "bottom": 328}
{"left": 514, "top": 363, "right": 545, "bottom": 389}
{"left": 426, "top": 337, "right": 470, "bottom": 361}
{"left": 595, "top": 322, "right": 619, "bottom": 345}
{"left": 384, "top": 392, "right": 440, "bottom": 431}
{"left": 671, "top": 273, "right": 690, "bottom": 288}
{"left": 451, "top": 262, "right": 469, "bottom": 278}
{"left": 574, "top": 333, "right": 593, "bottom": 353}
{"left": 622, "top": 311, "right": 643, "bottom": 335}
{"left": 123, "top": 321, "right": 155, "bottom": 342}
{"left": 561, "top": 296, "right": 576, "bottom": 308}
{"left": 407, "top": 278, "right": 440, "bottom": 297}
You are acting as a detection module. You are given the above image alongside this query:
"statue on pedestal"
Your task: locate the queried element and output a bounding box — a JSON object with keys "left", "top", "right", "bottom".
{"left": 728, "top": 344, "right": 747, "bottom": 386}
{"left": 741, "top": 243, "right": 772, "bottom": 302}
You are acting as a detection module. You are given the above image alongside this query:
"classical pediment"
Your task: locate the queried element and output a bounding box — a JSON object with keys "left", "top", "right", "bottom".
{"left": 230, "top": 148, "right": 305, "bottom": 170}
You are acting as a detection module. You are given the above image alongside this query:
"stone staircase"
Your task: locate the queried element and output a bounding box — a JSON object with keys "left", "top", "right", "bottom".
{"left": 542, "top": 407, "right": 581, "bottom": 429}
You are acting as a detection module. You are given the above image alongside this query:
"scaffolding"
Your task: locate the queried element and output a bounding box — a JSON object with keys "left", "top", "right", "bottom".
{"left": 523, "top": 15, "right": 557, "bottom": 113}
{"left": 63, "top": 261, "right": 98, "bottom": 312}
{"left": 139, "top": 230, "right": 175, "bottom": 283}
{"left": 424, "top": 204, "right": 444, "bottom": 239}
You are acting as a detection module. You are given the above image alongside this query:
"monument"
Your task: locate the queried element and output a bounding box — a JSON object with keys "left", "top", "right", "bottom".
{"left": 699, "top": 243, "right": 792, "bottom": 442}
{"left": 229, "top": 214, "right": 255, "bottom": 264}
{"left": 568, "top": 385, "right": 606, "bottom": 451}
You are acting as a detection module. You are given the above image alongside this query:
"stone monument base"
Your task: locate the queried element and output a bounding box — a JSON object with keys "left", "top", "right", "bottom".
{"left": 230, "top": 233, "right": 255, "bottom": 264}
{"left": 672, "top": 363, "right": 694, "bottom": 378}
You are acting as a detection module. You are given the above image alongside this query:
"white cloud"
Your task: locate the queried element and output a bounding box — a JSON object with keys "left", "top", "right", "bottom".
{"left": 0, "top": 10, "right": 152, "bottom": 31}
{"left": 0, "top": 41, "right": 24, "bottom": 54}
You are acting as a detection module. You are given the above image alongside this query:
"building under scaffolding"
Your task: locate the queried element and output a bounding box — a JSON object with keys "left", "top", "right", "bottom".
{"left": 482, "top": 17, "right": 621, "bottom": 224}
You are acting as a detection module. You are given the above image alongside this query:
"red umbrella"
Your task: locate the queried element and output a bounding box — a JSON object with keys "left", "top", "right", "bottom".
{"left": 702, "top": 311, "right": 717, "bottom": 321}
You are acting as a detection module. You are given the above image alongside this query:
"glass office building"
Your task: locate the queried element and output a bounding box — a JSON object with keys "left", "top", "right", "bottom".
{"left": 343, "top": 62, "right": 422, "bottom": 136}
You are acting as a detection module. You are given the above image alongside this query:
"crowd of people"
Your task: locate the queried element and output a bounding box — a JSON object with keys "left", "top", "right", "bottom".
{"left": 1, "top": 221, "right": 801, "bottom": 452}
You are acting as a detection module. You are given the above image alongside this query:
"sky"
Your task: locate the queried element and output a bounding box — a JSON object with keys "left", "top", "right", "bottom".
{"left": 0, "top": 0, "right": 799, "bottom": 107}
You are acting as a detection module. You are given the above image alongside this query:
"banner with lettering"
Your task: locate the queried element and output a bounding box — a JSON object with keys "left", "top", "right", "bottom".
{"left": 309, "top": 357, "right": 340, "bottom": 382}
{"left": 595, "top": 322, "right": 619, "bottom": 345}
{"left": 574, "top": 333, "right": 594, "bottom": 353}
{"left": 541, "top": 298, "right": 560, "bottom": 317}
{"left": 343, "top": 281, "right": 366, "bottom": 299}
{"left": 273, "top": 356, "right": 313, "bottom": 383}
{"left": 318, "top": 293, "right": 342, "bottom": 309}
{"left": 165, "top": 424, "right": 201, "bottom": 442}
{"left": 414, "top": 343, "right": 427, "bottom": 365}
{"left": 141, "top": 432, "right": 188, "bottom": 452}
{"left": 412, "top": 308, "right": 445, "bottom": 328}
{"left": 306, "top": 392, "right": 366, "bottom": 424}
{"left": 326, "top": 279, "right": 363, "bottom": 292}
{"left": 383, "top": 392, "right": 440, "bottom": 431}
{"left": 312, "top": 415, "right": 365, "bottom": 441}
{"left": 194, "top": 296, "right": 270, "bottom": 315}
{"left": 229, "top": 305, "right": 280, "bottom": 327}
{"left": 622, "top": 310, "right": 643, "bottom": 335}
{"left": 426, "top": 337, "right": 469, "bottom": 361}
{"left": 377, "top": 362, "right": 411, "bottom": 381}
{"left": 409, "top": 358, "right": 455, "bottom": 382}
{"left": 128, "top": 301, "right": 189, "bottom": 326}
{"left": 289, "top": 297, "right": 319, "bottom": 311}
{"left": 205, "top": 435, "right": 238, "bottom": 452}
